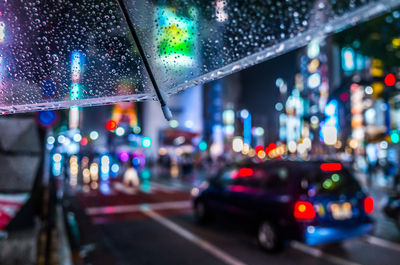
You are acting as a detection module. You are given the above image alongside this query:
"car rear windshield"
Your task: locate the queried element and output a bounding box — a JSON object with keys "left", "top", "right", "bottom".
{"left": 296, "top": 164, "right": 361, "bottom": 196}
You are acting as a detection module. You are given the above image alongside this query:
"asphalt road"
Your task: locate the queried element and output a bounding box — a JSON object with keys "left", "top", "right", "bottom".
{"left": 65, "top": 179, "right": 400, "bottom": 265}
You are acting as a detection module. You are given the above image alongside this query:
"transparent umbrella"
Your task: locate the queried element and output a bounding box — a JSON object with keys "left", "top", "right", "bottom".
{"left": 0, "top": 0, "right": 398, "bottom": 117}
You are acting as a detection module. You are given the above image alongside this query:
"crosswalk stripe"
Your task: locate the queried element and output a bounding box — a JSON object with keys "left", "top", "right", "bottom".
{"left": 291, "top": 241, "right": 361, "bottom": 265}
{"left": 86, "top": 200, "right": 191, "bottom": 216}
{"left": 363, "top": 235, "right": 400, "bottom": 252}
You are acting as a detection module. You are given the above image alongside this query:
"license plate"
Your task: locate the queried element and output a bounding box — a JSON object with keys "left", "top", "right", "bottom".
{"left": 331, "top": 202, "right": 352, "bottom": 220}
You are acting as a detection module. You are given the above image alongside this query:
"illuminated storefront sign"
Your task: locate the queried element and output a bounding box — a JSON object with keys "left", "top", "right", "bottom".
{"left": 155, "top": 7, "right": 197, "bottom": 67}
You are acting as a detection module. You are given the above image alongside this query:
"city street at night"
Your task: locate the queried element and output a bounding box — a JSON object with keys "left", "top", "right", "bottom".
{"left": 3, "top": 1, "right": 400, "bottom": 265}
{"left": 63, "top": 178, "right": 400, "bottom": 265}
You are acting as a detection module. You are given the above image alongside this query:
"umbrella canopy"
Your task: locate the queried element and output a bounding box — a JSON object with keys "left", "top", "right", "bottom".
{"left": 0, "top": 0, "right": 397, "bottom": 114}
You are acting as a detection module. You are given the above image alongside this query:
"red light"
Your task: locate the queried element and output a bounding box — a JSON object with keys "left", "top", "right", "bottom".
{"left": 320, "top": 163, "right": 342, "bottom": 171}
{"left": 350, "top": 83, "right": 359, "bottom": 92}
{"left": 238, "top": 168, "right": 254, "bottom": 177}
{"left": 384, "top": 73, "right": 396, "bottom": 86}
{"left": 255, "top": 145, "right": 264, "bottom": 154}
{"left": 80, "top": 137, "right": 88, "bottom": 146}
{"left": 265, "top": 143, "right": 277, "bottom": 154}
{"left": 364, "top": 196, "right": 374, "bottom": 213}
{"left": 294, "top": 201, "right": 316, "bottom": 220}
{"left": 340, "top": 92, "right": 349, "bottom": 101}
{"left": 106, "top": 120, "right": 117, "bottom": 131}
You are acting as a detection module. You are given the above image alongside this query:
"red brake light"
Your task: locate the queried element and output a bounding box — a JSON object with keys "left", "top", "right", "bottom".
{"left": 238, "top": 168, "right": 254, "bottom": 177}
{"left": 320, "top": 163, "right": 342, "bottom": 171}
{"left": 294, "top": 201, "right": 316, "bottom": 220}
{"left": 364, "top": 196, "right": 374, "bottom": 213}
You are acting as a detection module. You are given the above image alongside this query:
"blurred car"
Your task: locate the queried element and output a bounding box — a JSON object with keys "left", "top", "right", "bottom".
{"left": 192, "top": 160, "right": 374, "bottom": 251}
{"left": 384, "top": 195, "right": 400, "bottom": 229}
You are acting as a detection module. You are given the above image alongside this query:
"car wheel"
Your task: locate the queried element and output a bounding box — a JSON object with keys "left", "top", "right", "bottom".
{"left": 194, "top": 200, "right": 210, "bottom": 224}
{"left": 257, "top": 220, "right": 282, "bottom": 252}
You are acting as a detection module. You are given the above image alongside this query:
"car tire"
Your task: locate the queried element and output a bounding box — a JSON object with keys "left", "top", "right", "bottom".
{"left": 194, "top": 200, "right": 210, "bottom": 224}
{"left": 257, "top": 220, "right": 282, "bottom": 252}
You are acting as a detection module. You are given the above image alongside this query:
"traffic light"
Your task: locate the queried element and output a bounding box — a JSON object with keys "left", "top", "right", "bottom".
{"left": 106, "top": 120, "right": 117, "bottom": 131}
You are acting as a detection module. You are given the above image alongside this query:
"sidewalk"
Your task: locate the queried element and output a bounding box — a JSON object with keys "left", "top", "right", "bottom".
{"left": 62, "top": 189, "right": 115, "bottom": 265}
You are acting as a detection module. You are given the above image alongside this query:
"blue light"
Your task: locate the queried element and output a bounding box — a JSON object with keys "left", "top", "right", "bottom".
{"left": 128, "top": 134, "right": 138, "bottom": 142}
{"left": 142, "top": 137, "right": 152, "bottom": 148}
{"left": 199, "top": 140, "right": 207, "bottom": 151}
{"left": 70, "top": 83, "right": 81, "bottom": 100}
{"left": 38, "top": 111, "right": 57, "bottom": 127}
{"left": 52, "top": 153, "right": 62, "bottom": 176}
{"left": 52, "top": 162, "right": 62, "bottom": 177}
{"left": 305, "top": 223, "right": 373, "bottom": 245}
{"left": 132, "top": 157, "right": 141, "bottom": 167}
{"left": 111, "top": 164, "right": 120, "bottom": 174}
{"left": 100, "top": 155, "right": 110, "bottom": 181}
{"left": 324, "top": 100, "right": 338, "bottom": 117}
{"left": 240, "top": 109, "right": 249, "bottom": 119}
{"left": 307, "top": 73, "right": 321, "bottom": 89}
{"left": 341, "top": 48, "right": 355, "bottom": 72}
{"left": 243, "top": 113, "right": 252, "bottom": 145}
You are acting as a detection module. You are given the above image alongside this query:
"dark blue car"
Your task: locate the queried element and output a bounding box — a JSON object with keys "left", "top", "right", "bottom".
{"left": 192, "top": 160, "right": 374, "bottom": 251}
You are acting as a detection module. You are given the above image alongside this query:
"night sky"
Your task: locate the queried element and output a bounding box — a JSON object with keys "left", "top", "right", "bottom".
{"left": 237, "top": 48, "right": 300, "bottom": 142}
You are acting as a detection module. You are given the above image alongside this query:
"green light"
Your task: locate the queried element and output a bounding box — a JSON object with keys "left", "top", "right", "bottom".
{"left": 322, "top": 179, "right": 333, "bottom": 189}
{"left": 133, "top": 126, "right": 141, "bottom": 134}
{"left": 156, "top": 7, "right": 196, "bottom": 67}
{"left": 169, "top": 120, "right": 179, "bottom": 128}
{"left": 142, "top": 137, "right": 152, "bottom": 148}
{"left": 70, "top": 83, "right": 81, "bottom": 100}
{"left": 332, "top": 174, "right": 340, "bottom": 182}
{"left": 199, "top": 141, "right": 207, "bottom": 151}
{"left": 391, "top": 130, "right": 399, "bottom": 144}
{"left": 141, "top": 169, "right": 151, "bottom": 180}
{"left": 141, "top": 180, "right": 151, "bottom": 194}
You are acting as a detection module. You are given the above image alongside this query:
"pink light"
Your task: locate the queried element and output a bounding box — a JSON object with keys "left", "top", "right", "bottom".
{"left": 119, "top": 151, "right": 129, "bottom": 162}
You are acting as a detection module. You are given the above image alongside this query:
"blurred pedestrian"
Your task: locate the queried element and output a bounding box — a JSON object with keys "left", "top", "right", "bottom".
{"left": 124, "top": 162, "right": 140, "bottom": 187}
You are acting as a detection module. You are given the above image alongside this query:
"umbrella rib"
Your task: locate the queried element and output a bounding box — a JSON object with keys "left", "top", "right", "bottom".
{"left": 115, "top": 0, "right": 172, "bottom": 121}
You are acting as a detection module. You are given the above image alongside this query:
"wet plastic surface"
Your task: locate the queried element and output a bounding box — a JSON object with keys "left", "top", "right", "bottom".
{"left": 0, "top": 0, "right": 398, "bottom": 113}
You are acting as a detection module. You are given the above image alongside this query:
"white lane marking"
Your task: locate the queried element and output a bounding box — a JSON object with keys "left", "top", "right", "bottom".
{"left": 291, "top": 241, "right": 360, "bottom": 265}
{"left": 113, "top": 182, "right": 137, "bottom": 195}
{"left": 150, "top": 182, "right": 180, "bottom": 193}
{"left": 364, "top": 235, "right": 400, "bottom": 252}
{"left": 86, "top": 200, "right": 191, "bottom": 216}
{"left": 141, "top": 207, "right": 248, "bottom": 265}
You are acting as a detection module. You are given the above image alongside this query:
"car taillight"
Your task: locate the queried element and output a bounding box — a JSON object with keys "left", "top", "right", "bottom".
{"left": 364, "top": 196, "right": 374, "bottom": 214}
{"left": 294, "top": 201, "right": 316, "bottom": 220}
